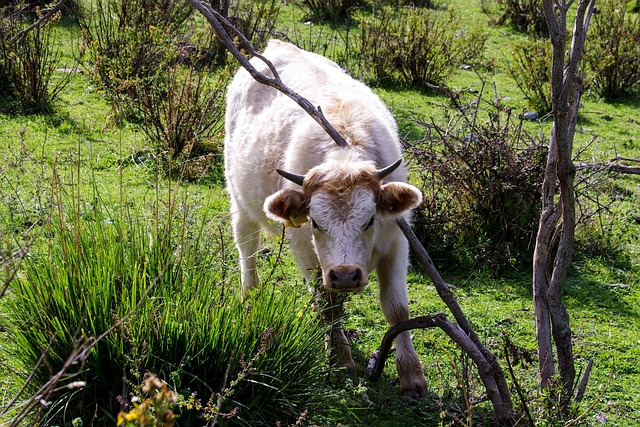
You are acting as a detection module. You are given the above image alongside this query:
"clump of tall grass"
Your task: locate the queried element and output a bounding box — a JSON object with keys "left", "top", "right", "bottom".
{"left": 3, "top": 187, "right": 331, "bottom": 426}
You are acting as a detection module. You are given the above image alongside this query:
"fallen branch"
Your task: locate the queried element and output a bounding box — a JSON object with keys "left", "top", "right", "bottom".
{"left": 574, "top": 358, "right": 594, "bottom": 403}
{"left": 395, "top": 217, "right": 513, "bottom": 424}
{"left": 367, "top": 315, "right": 440, "bottom": 379}
{"left": 576, "top": 159, "right": 640, "bottom": 175}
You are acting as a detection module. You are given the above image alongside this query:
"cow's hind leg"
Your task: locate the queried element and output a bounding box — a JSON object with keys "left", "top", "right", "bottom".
{"left": 231, "top": 210, "right": 261, "bottom": 295}
{"left": 377, "top": 240, "right": 428, "bottom": 398}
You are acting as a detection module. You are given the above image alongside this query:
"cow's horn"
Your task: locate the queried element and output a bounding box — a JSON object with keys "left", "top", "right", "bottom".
{"left": 277, "top": 169, "right": 305, "bottom": 186}
{"left": 376, "top": 158, "right": 402, "bottom": 180}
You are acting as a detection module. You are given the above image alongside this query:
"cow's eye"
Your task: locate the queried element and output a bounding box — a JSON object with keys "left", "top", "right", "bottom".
{"left": 364, "top": 216, "right": 375, "bottom": 231}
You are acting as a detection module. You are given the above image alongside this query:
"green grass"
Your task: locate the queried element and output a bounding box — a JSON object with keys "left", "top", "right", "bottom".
{"left": 1, "top": 0, "right": 639, "bottom": 426}
{"left": 2, "top": 188, "right": 335, "bottom": 426}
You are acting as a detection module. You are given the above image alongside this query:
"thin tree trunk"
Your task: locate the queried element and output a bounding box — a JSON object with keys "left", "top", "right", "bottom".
{"left": 535, "top": 0, "right": 595, "bottom": 409}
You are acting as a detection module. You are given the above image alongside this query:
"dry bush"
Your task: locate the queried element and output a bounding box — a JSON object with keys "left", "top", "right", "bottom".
{"left": 496, "top": 0, "right": 548, "bottom": 36}
{"left": 296, "top": 0, "right": 361, "bottom": 23}
{"left": 406, "top": 87, "right": 547, "bottom": 270}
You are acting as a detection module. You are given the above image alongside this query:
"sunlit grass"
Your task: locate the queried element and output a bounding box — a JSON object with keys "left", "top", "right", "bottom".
{"left": 0, "top": 0, "right": 639, "bottom": 426}
{"left": 2, "top": 183, "right": 335, "bottom": 426}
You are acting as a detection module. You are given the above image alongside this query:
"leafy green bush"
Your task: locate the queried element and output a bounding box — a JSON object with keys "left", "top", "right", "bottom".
{"left": 507, "top": 36, "right": 552, "bottom": 114}
{"left": 81, "top": 0, "right": 278, "bottom": 176}
{"left": 586, "top": 0, "right": 640, "bottom": 98}
{"left": 407, "top": 88, "right": 547, "bottom": 270}
{"left": 296, "top": 0, "right": 361, "bottom": 23}
{"left": 358, "top": 6, "right": 486, "bottom": 88}
{"left": 4, "top": 194, "right": 330, "bottom": 426}
{"left": 496, "top": 0, "right": 547, "bottom": 36}
{"left": 0, "top": 3, "right": 69, "bottom": 113}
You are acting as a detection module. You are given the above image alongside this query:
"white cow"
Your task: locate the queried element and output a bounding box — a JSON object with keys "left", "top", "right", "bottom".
{"left": 224, "top": 40, "right": 427, "bottom": 396}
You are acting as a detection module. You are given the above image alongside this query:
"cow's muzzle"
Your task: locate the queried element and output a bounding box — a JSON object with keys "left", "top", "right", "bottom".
{"left": 326, "top": 265, "right": 367, "bottom": 292}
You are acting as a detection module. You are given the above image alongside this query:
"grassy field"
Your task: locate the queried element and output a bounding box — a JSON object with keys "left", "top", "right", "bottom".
{"left": 1, "top": 0, "right": 639, "bottom": 426}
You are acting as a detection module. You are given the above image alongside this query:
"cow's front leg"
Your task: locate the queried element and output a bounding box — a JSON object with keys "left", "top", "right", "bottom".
{"left": 377, "top": 241, "right": 428, "bottom": 397}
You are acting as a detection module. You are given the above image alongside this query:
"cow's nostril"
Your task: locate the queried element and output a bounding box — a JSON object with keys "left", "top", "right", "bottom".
{"left": 329, "top": 266, "right": 364, "bottom": 289}
{"left": 330, "top": 270, "right": 339, "bottom": 285}
{"left": 352, "top": 269, "right": 361, "bottom": 285}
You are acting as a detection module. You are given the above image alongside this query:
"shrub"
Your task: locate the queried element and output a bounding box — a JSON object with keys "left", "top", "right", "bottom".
{"left": 358, "top": 6, "right": 487, "bottom": 88}
{"left": 210, "top": 0, "right": 282, "bottom": 64}
{"left": 82, "top": 0, "right": 277, "bottom": 174}
{"left": 80, "top": 0, "right": 193, "bottom": 113}
{"left": 0, "top": 0, "right": 82, "bottom": 19}
{"left": 117, "top": 62, "right": 229, "bottom": 181}
{"left": 296, "top": 0, "right": 361, "bottom": 23}
{"left": 406, "top": 88, "right": 547, "bottom": 270}
{"left": 586, "top": 0, "right": 640, "bottom": 99}
{"left": 496, "top": 0, "right": 548, "bottom": 36}
{"left": 0, "top": 3, "right": 69, "bottom": 113}
{"left": 4, "top": 193, "right": 331, "bottom": 426}
{"left": 507, "top": 36, "right": 552, "bottom": 114}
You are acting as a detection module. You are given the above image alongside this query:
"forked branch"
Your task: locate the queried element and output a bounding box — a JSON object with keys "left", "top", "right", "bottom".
{"left": 9, "top": 0, "right": 67, "bottom": 44}
{"left": 187, "top": 0, "right": 348, "bottom": 148}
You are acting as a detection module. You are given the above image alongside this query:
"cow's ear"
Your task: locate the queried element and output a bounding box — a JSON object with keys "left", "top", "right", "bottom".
{"left": 377, "top": 182, "right": 422, "bottom": 217}
{"left": 264, "top": 189, "right": 309, "bottom": 227}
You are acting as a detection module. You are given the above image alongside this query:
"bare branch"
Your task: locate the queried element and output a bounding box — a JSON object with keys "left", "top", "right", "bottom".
{"left": 368, "top": 313, "right": 510, "bottom": 424}
{"left": 187, "top": 0, "right": 348, "bottom": 148}
{"left": 574, "top": 358, "right": 593, "bottom": 403}
{"left": 395, "top": 218, "right": 513, "bottom": 424}
{"left": 576, "top": 161, "right": 640, "bottom": 175}
{"left": 9, "top": 0, "right": 67, "bottom": 44}
{"left": 367, "top": 315, "right": 440, "bottom": 380}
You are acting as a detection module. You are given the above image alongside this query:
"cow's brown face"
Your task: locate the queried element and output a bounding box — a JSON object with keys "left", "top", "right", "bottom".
{"left": 264, "top": 160, "right": 422, "bottom": 293}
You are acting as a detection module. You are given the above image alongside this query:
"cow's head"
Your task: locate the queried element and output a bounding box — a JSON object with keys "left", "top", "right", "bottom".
{"left": 264, "top": 158, "right": 422, "bottom": 293}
